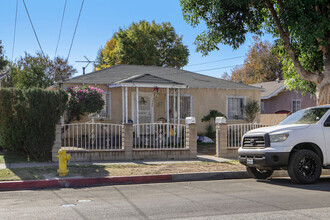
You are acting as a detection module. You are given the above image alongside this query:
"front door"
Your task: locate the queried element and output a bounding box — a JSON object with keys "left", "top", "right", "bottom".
{"left": 132, "top": 92, "right": 154, "bottom": 124}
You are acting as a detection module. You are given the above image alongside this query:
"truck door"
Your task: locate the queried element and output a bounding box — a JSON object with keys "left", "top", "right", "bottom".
{"left": 324, "top": 114, "right": 330, "bottom": 162}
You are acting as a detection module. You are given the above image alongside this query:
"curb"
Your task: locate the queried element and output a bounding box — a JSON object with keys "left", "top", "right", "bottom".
{"left": 0, "top": 171, "right": 251, "bottom": 191}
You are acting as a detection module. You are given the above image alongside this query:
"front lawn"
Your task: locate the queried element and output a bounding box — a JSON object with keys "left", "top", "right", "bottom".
{"left": 0, "top": 161, "right": 245, "bottom": 181}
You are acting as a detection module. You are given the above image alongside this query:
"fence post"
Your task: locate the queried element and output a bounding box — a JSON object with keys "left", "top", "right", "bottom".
{"left": 122, "top": 123, "right": 133, "bottom": 160}
{"left": 185, "top": 117, "right": 197, "bottom": 159}
{"left": 52, "top": 123, "right": 62, "bottom": 162}
{"left": 215, "top": 117, "right": 227, "bottom": 158}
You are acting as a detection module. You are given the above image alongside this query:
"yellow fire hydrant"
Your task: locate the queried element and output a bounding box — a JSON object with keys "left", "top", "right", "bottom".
{"left": 56, "top": 149, "right": 71, "bottom": 176}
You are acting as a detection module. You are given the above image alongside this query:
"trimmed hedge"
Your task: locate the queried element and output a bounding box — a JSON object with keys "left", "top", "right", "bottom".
{"left": 0, "top": 88, "right": 67, "bottom": 161}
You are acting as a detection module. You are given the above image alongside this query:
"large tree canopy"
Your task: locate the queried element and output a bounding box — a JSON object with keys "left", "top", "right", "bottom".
{"left": 95, "top": 20, "right": 189, "bottom": 70}
{"left": 0, "top": 40, "right": 8, "bottom": 72}
{"left": 231, "top": 36, "right": 282, "bottom": 84}
{"left": 180, "top": 0, "right": 330, "bottom": 105}
{"left": 9, "top": 52, "right": 76, "bottom": 89}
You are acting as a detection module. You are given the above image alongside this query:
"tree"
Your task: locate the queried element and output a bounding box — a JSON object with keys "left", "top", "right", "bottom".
{"left": 244, "top": 100, "right": 260, "bottom": 123}
{"left": 231, "top": 36, "right": 282, "bottom": 84}
{"left": 95, "top": 20, "right": 189, "bottom": 70}
{"left": 180, "top": 0, "right": 330, "bottom": 104}
{"left": 0, "top": 40, "right": 8, "bottom": 72}
{"left": 9, "top": 52, "right": 76, "bottom": 88}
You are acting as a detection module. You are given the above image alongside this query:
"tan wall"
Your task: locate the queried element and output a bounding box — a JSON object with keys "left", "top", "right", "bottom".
{"left": 61, "top": 83, "right": 261, "bottom": 134}
{"left": 188, "top": 88, "right": 261, "bottom": 134}
{"left": 260, "top": 114, "right": 288, "bottom": 125}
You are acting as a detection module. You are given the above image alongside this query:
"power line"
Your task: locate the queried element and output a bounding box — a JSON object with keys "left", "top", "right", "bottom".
{"left": 11, "top": 0, "right": 19, "bottom": 61}
{"left": 67, "top": 0, "right": 85, "bottom": 60}
{"left": 22, "top": 0, "right": 44, "bottom": 56}
{"left": 194, "top": 64, "right": 243, "bottom": 72}
{"left": 187, "top": 56, "right": 245, "bottom": 67}
{"left": 55, "top": 0, "right": 68, "bottom": 58}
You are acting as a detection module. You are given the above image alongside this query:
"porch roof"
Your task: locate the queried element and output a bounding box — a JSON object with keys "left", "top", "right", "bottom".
{"left": 113, "top": 74, "right": 187, "bottom": 89}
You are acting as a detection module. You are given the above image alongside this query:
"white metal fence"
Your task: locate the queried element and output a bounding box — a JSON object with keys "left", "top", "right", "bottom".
{"left": 227, "top": 123, "right": 272, "bottom": 148}
{"left": 133, "top": 123, "right": 186, "bottom": 149}
{"left": 62, "top": 123, "right": 123, "bottom": 150}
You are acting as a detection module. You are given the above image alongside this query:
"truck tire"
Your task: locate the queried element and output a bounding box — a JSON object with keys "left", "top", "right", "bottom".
{"left": 288, "top": 150, "right": 322, "bottom": 184}
{"left": 246, "top": 167, "right": 274, "bottom": 179}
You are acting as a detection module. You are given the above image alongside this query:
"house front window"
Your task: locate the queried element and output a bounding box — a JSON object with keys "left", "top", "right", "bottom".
{"left": 169, "top": 94, "right": 193, "bottom": 120}
{"left": 292, "top": 100, "right": 301, "bottom": 113}
{"left": 227, "top": 96, "right": 246, "bottom": 120}
{"left": 90, "top": 92, "right": 111, "bottom": 118}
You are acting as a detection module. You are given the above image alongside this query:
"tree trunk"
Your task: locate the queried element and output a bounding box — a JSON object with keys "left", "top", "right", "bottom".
{"left": 316, "top": 82, "right": 330, "bottom": 105}
{"left": 317, "top": 47, "right": 330, "bottom": 105}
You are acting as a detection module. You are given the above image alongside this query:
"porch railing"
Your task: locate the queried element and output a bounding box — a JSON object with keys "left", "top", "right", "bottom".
{"left": 133, "top": 123, "right": 186, "bottom": 149}
{"left": 62, "top": 123, "right": 123, "bottom": 150}
{"left": 227, "top": 123, "right": 272, "bottom": 148}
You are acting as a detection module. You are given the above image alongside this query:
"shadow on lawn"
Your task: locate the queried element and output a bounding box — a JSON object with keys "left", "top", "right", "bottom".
{"left": 0, "top": 150, "right": 110, "bottom": 181}
{"left": 2, "top": 164, "right": 111, "bottom": 181}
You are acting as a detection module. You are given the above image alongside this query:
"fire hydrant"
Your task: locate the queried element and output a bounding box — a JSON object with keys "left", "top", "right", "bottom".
{"left": 56, "top": 149, "right": 71, "bottom": 176}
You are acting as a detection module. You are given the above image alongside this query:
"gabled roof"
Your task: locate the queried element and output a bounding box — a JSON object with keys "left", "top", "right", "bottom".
{"left": 62, "top": 64, "right": 261, "bottom": 90}
{"left": 115, "top": 73, "right": 187, "bottom": 88}
{"left": 251, "top": 80, "right": 285, "bottom": 99}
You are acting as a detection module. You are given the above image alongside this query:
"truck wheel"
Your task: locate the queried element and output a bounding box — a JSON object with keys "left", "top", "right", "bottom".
{"left": 288, "top": 150, "right": 322, "bottom": 184}
{"left": 246, "top": 167, "right": 274, "bottom": 179}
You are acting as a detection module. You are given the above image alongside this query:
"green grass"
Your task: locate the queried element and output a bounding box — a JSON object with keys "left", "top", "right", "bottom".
{"left": 0, "top": 151, "right": 35, "bottom": 163}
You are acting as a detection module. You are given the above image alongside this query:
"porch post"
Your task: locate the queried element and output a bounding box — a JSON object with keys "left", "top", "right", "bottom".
{"left": 166, "top": 88, "right": 170, "bottom": 138}
{"left": 122, "top": 87, "right": 124, "bottom": 123}
{"left": 125, "top": 87, "right": 128, "bottom": 123}
{"left": 136, "top": 87, "right": 139, "bottom": 125}
{"left": 177, "top": 89, "right": 181, "bottom": 138}
{"left": 173, "top": 89, "right": 176, "bottom": 124}
{"left": 177, "top": 89, "right": 181, "bottom": 124}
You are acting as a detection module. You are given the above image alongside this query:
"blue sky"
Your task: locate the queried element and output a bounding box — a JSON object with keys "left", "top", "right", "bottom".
{"left": 1, "top": 0, "right": 273, "bottom": 78}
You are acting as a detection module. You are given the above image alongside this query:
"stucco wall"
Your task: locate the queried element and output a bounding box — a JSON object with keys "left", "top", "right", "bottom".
{"left": 262, "top": 90, "right": 316, "bottom": 114}
{"left": 61, "top": 83, "right": 261, "bottom": 134}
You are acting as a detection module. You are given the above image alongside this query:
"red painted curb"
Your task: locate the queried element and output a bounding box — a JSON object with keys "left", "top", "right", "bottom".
{"left": 0, "top": 174, "right": 173, "bottom": 191}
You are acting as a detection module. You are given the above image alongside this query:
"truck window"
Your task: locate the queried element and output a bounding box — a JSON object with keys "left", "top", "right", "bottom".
{"left": 280, "top": 108, "right": 330, "bottom": 125}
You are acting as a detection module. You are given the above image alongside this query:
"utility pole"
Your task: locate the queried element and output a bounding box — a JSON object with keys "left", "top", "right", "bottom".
{"left": 75, "top": 56, "right": 96, "bottom": 75}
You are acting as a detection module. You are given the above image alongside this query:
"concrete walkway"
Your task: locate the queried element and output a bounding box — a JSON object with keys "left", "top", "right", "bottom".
{"left": 0, "top": 154, "right": 232, "bottom": 169}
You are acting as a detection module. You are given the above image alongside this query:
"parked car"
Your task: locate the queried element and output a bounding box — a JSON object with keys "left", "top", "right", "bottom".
{"left": 238, "top": 105, "right": 330, "bottom": 184}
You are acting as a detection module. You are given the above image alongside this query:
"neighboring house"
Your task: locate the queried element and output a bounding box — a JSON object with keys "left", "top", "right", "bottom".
{"left": 60, "top": 64, "right": 261, "bottom": 133}
{"left": 251, "top": 80, "right": 316, "bottom": 114}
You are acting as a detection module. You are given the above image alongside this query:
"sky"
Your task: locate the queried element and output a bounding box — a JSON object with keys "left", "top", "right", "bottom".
{"left": 1, "top": 0, "right": 274, "bottom": 79}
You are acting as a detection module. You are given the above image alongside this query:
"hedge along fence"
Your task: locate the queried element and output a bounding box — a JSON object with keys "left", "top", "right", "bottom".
{"left": 0, "top": 88, "right": 67, "bottom": 161}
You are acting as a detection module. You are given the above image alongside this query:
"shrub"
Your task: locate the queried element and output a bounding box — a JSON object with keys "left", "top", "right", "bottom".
{"left": 202, "top": 110, "right": 226, "bottom": 139}
{"left": 66, "top": 85, "right": 105, "bottom": 122}
{"left": 245, "top": 100, "right": 260, "bottom": 123}
{"left": 0, "top": 88, "right": 67, "bottom": 161}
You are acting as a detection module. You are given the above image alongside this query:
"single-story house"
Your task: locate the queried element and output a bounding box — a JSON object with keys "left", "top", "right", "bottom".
{"left": 60, "top": 64, "right": 262, "bottom": 133}
{"left": 251, "top": 79, "right": 316, "bottom": 114}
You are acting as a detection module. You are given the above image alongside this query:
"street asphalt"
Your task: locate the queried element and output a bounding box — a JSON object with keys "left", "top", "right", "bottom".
{"left": 2, "top": 178, "right": 330, "bottom": 219}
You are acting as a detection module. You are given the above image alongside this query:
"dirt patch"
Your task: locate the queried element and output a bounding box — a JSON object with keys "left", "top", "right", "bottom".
{"left": 0, "top": 161, "right": 245, "bottom": 181}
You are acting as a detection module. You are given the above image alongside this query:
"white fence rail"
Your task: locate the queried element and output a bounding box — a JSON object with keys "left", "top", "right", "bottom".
{"left": 227, "top": 123, "right": 272, "bottom": 148}
{"left": 62, "top": 123, "right": 123, "bottom": 150}
{"left": 133, "top": 123, "right": 186, "bottom": 149}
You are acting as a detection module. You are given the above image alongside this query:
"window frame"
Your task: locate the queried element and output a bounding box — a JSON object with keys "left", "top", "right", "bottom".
{"left": 226, "top": 96, "right": 246, "bottom": 120}
{"left": 292, "top": 100, "right": 301, "bottom": 113}
{"left": 89, "top": 92, "right": 111, "bottom": 119}
{"left": 168, "top": 94, "right": 193, "bottom": 120}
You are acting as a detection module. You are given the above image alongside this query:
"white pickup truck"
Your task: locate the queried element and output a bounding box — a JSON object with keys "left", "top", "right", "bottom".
{"left": 238, "top": 105, "right": 330, "bottom": 184}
